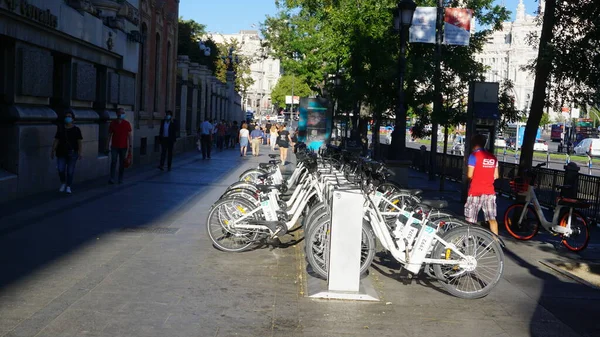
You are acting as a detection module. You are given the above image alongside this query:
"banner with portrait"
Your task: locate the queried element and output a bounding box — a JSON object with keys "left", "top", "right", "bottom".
{"left": 297, "top": 98, "right": 332, "bottom": 151}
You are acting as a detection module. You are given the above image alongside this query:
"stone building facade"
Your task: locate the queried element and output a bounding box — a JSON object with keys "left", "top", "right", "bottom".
{"left": 0, "top": 0, "right": 142, "bottom": 202}
{"left": 133, "top": 0, "right": 180, "bottom": 166}
{"left": 475, "top": 1, "right": 557, "bottom": 119}
{"left": 175, "top": 56, "right": 243, "bottom": 146}
{"left": 211, "top": 30, "right": 281, "bottom": 116}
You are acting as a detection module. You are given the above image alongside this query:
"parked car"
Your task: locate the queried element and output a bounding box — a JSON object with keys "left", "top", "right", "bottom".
{"left": 494, "top": 139, "right": 507, "bottom": 148}
{"left": 533, "top": 139, "right": 549, "bottom": 152}
{"left": 574, "top": 138, "right": 600, "bottom": 156}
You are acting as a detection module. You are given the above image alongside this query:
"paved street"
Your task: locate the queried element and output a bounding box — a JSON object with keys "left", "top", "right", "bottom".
{"left": 0, "top": 145, "right": 599, "bottom": 337}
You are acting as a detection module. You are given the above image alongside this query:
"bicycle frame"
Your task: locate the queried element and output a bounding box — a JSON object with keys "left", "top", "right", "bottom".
{"left": 364, "top": 194, "right": 469, "bottom": 272}
{"left": 518, "top": 186, "right": 574, "bottom": 235}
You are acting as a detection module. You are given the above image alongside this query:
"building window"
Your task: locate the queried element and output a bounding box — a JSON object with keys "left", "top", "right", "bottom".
{"left": 268, "top": 64, "right": 272, "bottom": 72}
{"left": 139, "top": 23, "right": 147, "bottom": 111}
{"left": 154, "top": 33, "right": 161, "bottom": 113}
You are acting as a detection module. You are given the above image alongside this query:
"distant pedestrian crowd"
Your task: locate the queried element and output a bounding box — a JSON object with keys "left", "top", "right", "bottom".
{"left": 197, "top": 119, "right": 297, "bottom": 165}
{"left": 50, "top": 109, "right": 299, "bottom": 195}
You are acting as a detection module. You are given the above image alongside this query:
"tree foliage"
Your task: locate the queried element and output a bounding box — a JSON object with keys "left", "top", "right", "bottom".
{"left": 520, "top": 0, "right": 600, "bottom": 170}
{"left": 270, "top": 74, "right": 313, "bottom": 108}
{"left": 261, "top": 0, "right": 510, "bottom": 155}
{"left": 177, "top": 18, "right": 254, "bottom": 95}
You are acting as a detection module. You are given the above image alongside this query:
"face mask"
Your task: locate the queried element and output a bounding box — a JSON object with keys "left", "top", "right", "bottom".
{"left": 166, "top": 115, "right": 172, "bottom": 120}
{"left": 64, "top": 117, "right": 73, "bottom": 124}
{"left": 119, "top": 114, "right": 126, "bottom": 120}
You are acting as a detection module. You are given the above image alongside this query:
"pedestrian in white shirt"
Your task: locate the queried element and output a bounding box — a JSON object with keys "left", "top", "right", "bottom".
{"left": 199, "top": 119, "right": 214, "bottom": 159}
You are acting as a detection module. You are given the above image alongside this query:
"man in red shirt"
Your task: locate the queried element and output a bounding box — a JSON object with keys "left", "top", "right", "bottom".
{"left": 106, "top": 108, "right": 132, "bottom": 184}
{"left": 465, "top": 134, "right": 500, "bottom": 235}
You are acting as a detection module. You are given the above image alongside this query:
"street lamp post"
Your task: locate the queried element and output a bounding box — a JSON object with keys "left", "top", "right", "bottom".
{"left": 290, "top": 52, "right": 301, "bottom": 126}
{"left": 390, "top": 0, "right": 417, "bottom": 160}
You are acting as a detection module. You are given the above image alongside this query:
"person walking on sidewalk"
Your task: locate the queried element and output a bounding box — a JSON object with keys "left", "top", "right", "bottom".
{"left": 465, "top": 134, "right": 500, "bottom": 235}
{"left": 199, "top": 119, "right": 214, "bottom": 159}
{"left": 239, "top": 123, "right": 249, "bottom": 157}
{"left": 250, "top": 125, "right": 263, "bottom": 157}
{"left": 270, "top": 125, "right": 278, "bottom": 151}
{"left": 106, "top": 108, "right": 132, "bottom": 184}
{"left": 224, "top": 121, "right": 231, "bottom": 149}
{"left": 216, "top": 120, "right": 227, "bottom": 151}
{"left": 158, "top": 110, "right": 178, "bottom": 171}
{"left": 229, "top": 121, "right": 239, "bottom": 149}
{"left": 277, "top": 125, "right": 292, "bottom": 165}
{"left": 50, "top": 110, "right": 83, "bottom": 194}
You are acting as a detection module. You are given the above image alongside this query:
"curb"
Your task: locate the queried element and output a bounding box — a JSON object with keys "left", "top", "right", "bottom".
{"left": 539, "top": 259, "right": 600, "bottom": 291}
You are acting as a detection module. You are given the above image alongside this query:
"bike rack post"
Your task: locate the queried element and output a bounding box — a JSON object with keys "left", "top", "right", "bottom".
{"left": 308, "top": 188, "right": 379, "bottom": 301}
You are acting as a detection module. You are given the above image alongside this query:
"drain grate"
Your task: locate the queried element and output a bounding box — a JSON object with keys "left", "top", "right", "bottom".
{"left": 119, "top": 227, "right": 180, "bottom": 234}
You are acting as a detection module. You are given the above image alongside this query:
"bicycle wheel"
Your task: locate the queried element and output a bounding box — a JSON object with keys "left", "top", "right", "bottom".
{"left": 220, "top": 189, "right": 259, "bottom": 205}
{"left": 239, "top": 169, "right": 267, "bottom": 183}
{"left": 305, "top": 218, "right": 375, "bottom": 280}
{"left": 429, "top": 216, "right": 469, "bottom": 233}
{"left": 377, "top": 181, "right": 404, "bottom": 195}
{"left": 206, "top": 197, "right": 262, "bottom": 252}
{"left": 559, "top": 211, "right": 590, "bottom": 252}
{"left": 503, "top": 203, "right": 540, "bottom": 240}
{"left": 226, "top": 182, "right": 259, "bottom": 193}
{"left": 303, "top": 202, "right": 328, "bottom": 233}
{"left": 432, "top": 226, "right": 504, "bottom": 299}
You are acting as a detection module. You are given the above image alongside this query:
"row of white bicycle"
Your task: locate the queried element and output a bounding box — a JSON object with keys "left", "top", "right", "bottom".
{"left": 206, "top": 144, "right": 505, "bottom": 299}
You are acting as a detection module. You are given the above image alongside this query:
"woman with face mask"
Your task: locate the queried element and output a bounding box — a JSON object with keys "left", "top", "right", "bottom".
{"left": 50, "top": 110, "right": 83, "bottom": 194}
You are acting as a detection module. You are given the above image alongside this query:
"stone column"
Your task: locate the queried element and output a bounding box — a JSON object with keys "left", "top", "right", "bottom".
{"left": 226, "top": 71, "right": 235, "bottom": 122}
{"left": 189, "top": 63, "right": 201, "bottom": 134}
{"left": 177, "top": 56, "right": 190, "bottom": 136}
{"left": 198, "top": 65, "right": 210, "bottom": 122}
{"left": 210, "top": 78, "right": 217, "bottom": 121}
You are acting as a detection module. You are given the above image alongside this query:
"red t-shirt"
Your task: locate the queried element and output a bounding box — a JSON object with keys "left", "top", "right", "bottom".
{"left": 468, "top": 149, "right": 497, "bottom": 196}
{"left": 109, "top": 120, "right": 132, "bottom": 149}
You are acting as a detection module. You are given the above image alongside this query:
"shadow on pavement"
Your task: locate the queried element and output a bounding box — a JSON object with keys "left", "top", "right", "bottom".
{"left": 0, "top": 151, "right": 240, "bottom": 293}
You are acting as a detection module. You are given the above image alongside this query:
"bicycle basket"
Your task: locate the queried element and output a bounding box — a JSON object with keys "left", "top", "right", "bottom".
{"left": 509, "top": 178, "right": 529, "bottom": 195}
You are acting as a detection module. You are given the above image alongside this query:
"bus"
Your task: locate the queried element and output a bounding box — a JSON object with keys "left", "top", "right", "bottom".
{"left": 550, "top": 124, "right": 564, "bottom": 142}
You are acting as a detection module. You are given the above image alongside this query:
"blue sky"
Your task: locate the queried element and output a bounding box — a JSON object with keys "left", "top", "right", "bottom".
{"left": 179, "top": 0, "right": 540, "bottom": 35}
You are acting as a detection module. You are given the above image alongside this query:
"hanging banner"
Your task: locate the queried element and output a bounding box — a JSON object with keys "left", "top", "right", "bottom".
{"left": 409, "top": 7, "right": 437, "bottom": 44}
{"left": 443, "top": 8, "right": 473, "bottom": 46}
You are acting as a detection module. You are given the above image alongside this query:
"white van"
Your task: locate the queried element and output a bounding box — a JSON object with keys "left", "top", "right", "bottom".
{"left": 574, "top": 138, "right": 600, "bottom": 156}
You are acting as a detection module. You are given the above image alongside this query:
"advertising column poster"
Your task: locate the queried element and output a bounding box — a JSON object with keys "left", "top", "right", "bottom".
{"left": 297, "top": 97, "right": 331, "bottom": 151}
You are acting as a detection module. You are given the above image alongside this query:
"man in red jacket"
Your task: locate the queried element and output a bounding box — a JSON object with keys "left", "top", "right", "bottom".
{"left": 465, "top": 134, "right": 500, "bottom": 235}
{"left": 106, "top": 108, "right": 132, "bottom": 184}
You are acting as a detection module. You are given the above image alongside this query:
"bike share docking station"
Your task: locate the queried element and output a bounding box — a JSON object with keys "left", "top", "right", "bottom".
{"left": 307, "top": 188, "right": 379, "bottom": 301}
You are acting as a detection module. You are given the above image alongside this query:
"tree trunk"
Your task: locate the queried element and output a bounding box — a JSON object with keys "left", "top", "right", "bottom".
{"left": 440, "top": 125, "right": 449, "bottom": 191}
{"left": 519, "top": 0, "right": 557, "bottom": 173}
{"left": 372, "top": 110, "right": 382, "bottom": 160}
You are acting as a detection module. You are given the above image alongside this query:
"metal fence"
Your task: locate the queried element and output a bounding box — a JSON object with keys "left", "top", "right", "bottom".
{"left": 403, "top": 147, "right": 600, "bottom": 224}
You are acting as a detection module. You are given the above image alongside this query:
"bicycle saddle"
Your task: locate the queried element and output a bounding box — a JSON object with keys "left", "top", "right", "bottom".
{"left": 557, "top": 198, "right": 591, "bottom": 209}
{"left": 254, "top": 184, "right": 282, "bottom": 193}
{"left": 269, "top": 154, "right": 279, "bottom": 158}
{"left": 399, "top": 189, "right": 423, "bottom": 196}
{"left": 257, "top": 173, "right": 273, "bottom": 180}
{"left": 419, "top": 199, "right": 448, "bottom": 209}
{"left": 259, "top": 163, "right": 277, "bottom": 170}
{"left": 269, "top": 159, "right": 282, "bottom": 165}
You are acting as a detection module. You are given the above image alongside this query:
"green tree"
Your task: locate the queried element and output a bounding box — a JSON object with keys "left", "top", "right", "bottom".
{"left": 270, "top": 75, "right": 313, "bottom": 108}
{"left": 262, "top": 0, "right": 510, "bottom": 158}
{"left": 520, "top": 0, "right": 600, "bottom": 170}
{"left": 539, "top": 113, "right": 552, "bottom": 128}
{"left": 498, "top": 79, "right": 522, "bottom": 131}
